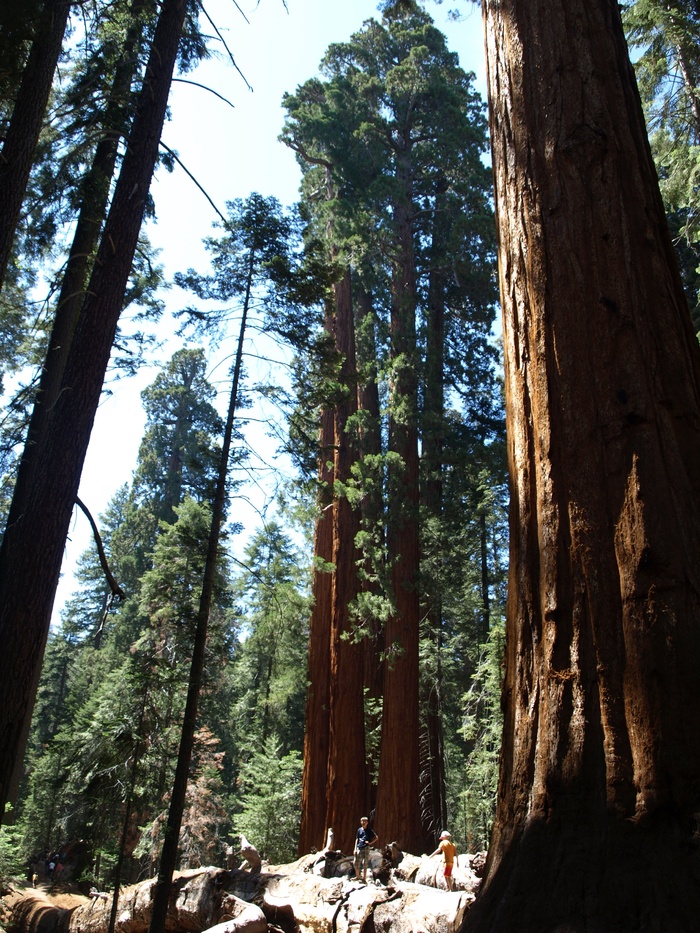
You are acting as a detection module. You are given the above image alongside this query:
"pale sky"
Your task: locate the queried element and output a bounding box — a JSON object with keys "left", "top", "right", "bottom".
{"left": 55, "top": 0, "right": 488, "bottom": 620}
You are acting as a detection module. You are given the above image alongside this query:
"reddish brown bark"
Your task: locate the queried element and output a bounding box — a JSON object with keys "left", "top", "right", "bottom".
{"left": 467, "top": 1, "right": 700, "bottom": 929}
{"left": 325, "top": 269, "right": 367, "bottom": 854}
{"left": 375, "top": 149, "right": 422, "bottom": 855}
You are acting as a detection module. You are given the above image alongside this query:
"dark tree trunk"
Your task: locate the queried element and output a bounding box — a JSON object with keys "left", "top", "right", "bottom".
{"left": 375, "top": 148, "right": 422, "bottom": 855}
{"left": 298, "top": 306, "right": 335, "bottom": 856}
{"left": 4, "top": 0, "right": 152, "bottom": 813}
{"left": 0, "top": 0, "right": 189, "bottom": 823}
{"left": 0, "top": 0, "right": 72, "bottom": 291}
{"left": 466, "top": 1, "right": 700, "bottom": 929}
{"left": 419, "top": 183, "right": 448, "bottom": 849}
{"left": 324, "top": 268, "right": 367, "bottom": 854}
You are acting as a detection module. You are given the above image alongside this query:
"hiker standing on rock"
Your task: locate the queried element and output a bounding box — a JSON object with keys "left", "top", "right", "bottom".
{"left": 430, "top": 830, "right": 458, "bottom": 891}
{"left": 354, "top": 816, "right": 378, "bottom": 883}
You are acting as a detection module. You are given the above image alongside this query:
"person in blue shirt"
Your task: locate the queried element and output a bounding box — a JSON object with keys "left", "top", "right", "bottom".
{"left": 354, "top": 816, "right": 378, "bottom": 882}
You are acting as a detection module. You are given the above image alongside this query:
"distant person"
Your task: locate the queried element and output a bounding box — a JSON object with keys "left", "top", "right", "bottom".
{"left": 430, "top": 830, "right": 458, "bottom": 891}
{"left": 353, "top": 816, "right": 378, "bottom": 883}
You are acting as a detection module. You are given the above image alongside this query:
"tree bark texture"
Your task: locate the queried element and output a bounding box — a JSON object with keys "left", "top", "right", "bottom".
{"left": 0, "top": 0, "right": 71, "bottom": 292}
{"left": 376, "top": 149, "right": 422, "bottom": 855}
{"left": 0, "top": 0, "right": 189, "bottom": 822}
{"left": 467, "top": 1, "right": 700, "bottom": 930}
{"left": 298, "top": 319, "right": 335, "bottom": 855}
{"left": 324, "top": 268, "right": 367, "bottom": 854}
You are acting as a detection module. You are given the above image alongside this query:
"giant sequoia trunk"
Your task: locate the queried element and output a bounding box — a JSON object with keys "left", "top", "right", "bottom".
{"left": 375, "top": 149, "right": 422, "bottom": 855}
{"left": 466, "top": 1, "right": 700, "bottom": 929}
{"left": 324, "top": 268, "right": 367, "bottom": 854}
{"left": 0, "top": 0, "right": 189, "bottom": 822}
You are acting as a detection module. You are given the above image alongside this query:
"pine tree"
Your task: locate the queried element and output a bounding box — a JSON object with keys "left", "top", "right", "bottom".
{"left": 0, "top": 0, "right": 193, "bottom": 820}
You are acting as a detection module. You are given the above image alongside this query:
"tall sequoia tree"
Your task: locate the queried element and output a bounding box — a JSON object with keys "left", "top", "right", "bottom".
{"left": 466, "top": 1, "right": 700, "bottom": 929}
{"left": 285, "top": 2, "right": 496, "bottom": 854}
{"left": 0, "top": 0, "right": 191, "bottom": 823}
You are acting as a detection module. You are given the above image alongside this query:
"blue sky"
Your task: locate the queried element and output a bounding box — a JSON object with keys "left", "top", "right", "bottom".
{"left": 55, "top": 0, "right": 488, "bottom": 619}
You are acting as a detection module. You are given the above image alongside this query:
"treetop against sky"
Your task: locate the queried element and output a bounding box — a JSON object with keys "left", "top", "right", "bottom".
{"left": 54, "top": 0, "right": 487, "bottom": 621}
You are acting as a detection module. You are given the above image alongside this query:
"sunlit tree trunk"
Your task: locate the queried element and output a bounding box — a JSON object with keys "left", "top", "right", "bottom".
{"left": 376, "top": 148, "right": 422, "bottom": 855}
{"left": 467, "top": 0, "right": 700, "bottom": 928}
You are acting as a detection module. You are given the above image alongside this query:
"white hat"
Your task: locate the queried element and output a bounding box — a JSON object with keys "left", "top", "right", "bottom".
{"left": 440, "top": 830, "right": 451, "bottom": 839}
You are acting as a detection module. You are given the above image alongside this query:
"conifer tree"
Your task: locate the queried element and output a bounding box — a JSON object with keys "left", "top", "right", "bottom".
{"left": 0, "top": 0, "right": 192, "bottom": 820}
{"left": 283, "top": 1, "right": 498, "bottom": 854}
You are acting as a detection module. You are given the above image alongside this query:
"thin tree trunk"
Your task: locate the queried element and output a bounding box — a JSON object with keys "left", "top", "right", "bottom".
{"left": 0, "top": 0, "right": 72, "bottom": 292}
{"left": 324, "top": 268, "right": 367, "bottom": 854}
{"left": 0, "top": 0, "right": 189, "bottom": 824}
{"left": 419, "top": 182, "right": 448, "bottom": 849}
{"left": 478, "top": 512, "right": 490, "bottom": 645}
{"left": 148, "top": 237, "right": 253, "bottom": 933}
{"left": 467, "top": 1, "right": 700, "bottom": 929}
{"left": 376, "top": 147, "right": 422, "bottom": 855}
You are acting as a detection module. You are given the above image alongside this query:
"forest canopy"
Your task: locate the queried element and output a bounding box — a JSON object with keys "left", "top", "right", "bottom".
{"left": 2, "top": 1, "right": 700, "bottom": 931}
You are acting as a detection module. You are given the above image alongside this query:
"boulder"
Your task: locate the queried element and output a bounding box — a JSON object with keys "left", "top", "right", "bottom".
{"left": 413, "top": 855, "right": 481, "bottom": 895}
{"left": 199, "top": 902, "right": 266, "bottom": 933}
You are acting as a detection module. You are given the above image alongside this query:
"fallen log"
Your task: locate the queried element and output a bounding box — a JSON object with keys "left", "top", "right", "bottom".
{"left": 4, "top": 852, "right": 479, "bottom": 933}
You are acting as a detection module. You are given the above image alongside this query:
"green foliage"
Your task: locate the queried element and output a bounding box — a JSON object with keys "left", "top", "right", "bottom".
{"left": 457, "top": 618, "right": 505, "bottom": 851}
{"left": 227, "top": 522, "right": 310, "bottom": 755}
{"left": 234, "top": 738, "right": 302, "bottom": 864}
{"left": 623, "top": 0, "right": 700, "bottom": 327}
{"left": 0, "top": 807, "right": 24, "bottom": 881}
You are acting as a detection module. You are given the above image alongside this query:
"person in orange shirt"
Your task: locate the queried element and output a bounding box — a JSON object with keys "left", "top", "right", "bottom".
{"left": 430, "top": 830, "right": 458, "bottom": 891}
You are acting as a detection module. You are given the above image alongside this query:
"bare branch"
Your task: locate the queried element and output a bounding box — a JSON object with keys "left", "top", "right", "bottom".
{"left": 75, "top": 497, "right": 125, "bottom": 600}
{"left": 198, "top": 1, "right": 253, "bottom": 91}
{"left": 159, "top": 141, "right": 227, "bottom": 223}
{"left": 171, "top": 78, "right": 236, "bottom": 109}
